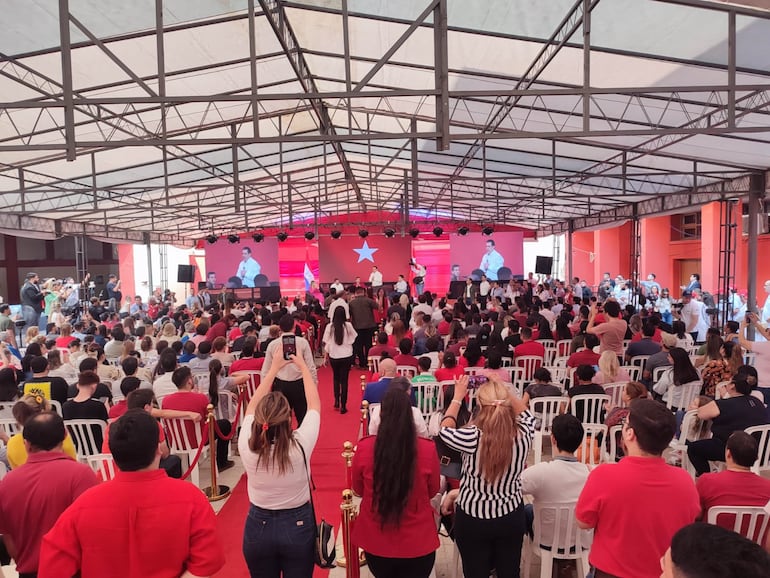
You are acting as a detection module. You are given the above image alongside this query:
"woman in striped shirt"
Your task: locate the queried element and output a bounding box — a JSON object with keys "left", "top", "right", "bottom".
{"left": 439, "top": 375, "right": 534, "bottom": 578}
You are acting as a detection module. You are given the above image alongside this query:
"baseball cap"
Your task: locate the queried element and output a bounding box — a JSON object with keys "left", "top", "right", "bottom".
{"left": 239, "top": 321, "right": 253, "bottom": 333}
{"left": 681, "top": 290, "right": 692, "bottom": 297}
{"left": 661, "top": 332, "right": 678, "bottom": 348}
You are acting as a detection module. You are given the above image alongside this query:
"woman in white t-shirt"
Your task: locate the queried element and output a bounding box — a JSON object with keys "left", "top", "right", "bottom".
{"left": 238, "top": 351, "right": 321, "bottom": 578}
{"left": 322, "top": 306, "right": 357, "bottom": 414}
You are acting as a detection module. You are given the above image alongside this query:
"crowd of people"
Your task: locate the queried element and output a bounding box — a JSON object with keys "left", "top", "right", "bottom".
{"left": 1, "top": 267, "right": 770, "bottom": 577}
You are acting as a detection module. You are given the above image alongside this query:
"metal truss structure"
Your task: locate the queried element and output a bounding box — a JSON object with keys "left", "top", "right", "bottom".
{"left": 2, "top": 0, "right": 770, "bottom": 244}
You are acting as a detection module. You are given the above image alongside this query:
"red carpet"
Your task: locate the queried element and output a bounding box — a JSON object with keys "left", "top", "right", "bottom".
{"left": 214, "top": 365, "right": 369, "bottom": 577}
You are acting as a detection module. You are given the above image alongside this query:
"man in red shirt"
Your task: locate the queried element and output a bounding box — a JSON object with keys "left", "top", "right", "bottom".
{"left": 205, "top": 313, "right": 235, "bottom": 342}
{"left": 0, "top": 412, "right": 98, "bottom": 578}
{"left": 696, "top": 431, "right": 770, "bottom": 538}
{"left": 513, "top": 327, "right": 545, "bottom": 358}
{"left": 576, "top": 399, "right": 699, "bottom": 578}
{"left": 162, "top": 366, "right": 234, "bottom": 471}
{"left": 393, "top": 338, "right": 420, "bottom": 368}
{"left": 39, "top": 410, "right": 225, "bottom": 578}
{"left": 229, "top": 338, "right": 265, "bottom": 373}
{"left": 566, "top": 334, "right": 601, "bottom": 368}
{"left": 368, "top": 331, "right": 398, "bottom": 359}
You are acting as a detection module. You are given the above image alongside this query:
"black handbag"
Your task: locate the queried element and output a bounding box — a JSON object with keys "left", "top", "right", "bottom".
{"left": 299, "top": 445, "right": 336, "bottom": 568}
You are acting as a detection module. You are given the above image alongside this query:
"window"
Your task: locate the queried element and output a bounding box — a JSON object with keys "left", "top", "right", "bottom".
{"left": 741, "top": 200, "right": 770, "bottom": 236}
{"left": 672, "top": 212, "right": 702, "bottom": 240}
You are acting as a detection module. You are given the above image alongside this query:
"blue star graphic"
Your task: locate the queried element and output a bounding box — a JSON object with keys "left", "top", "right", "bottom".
{"left": 353, "top": 240, "right": 379, "bottom": 263}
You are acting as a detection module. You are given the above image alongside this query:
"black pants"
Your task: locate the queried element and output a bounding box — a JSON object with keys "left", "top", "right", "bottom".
{"left": 454, "top": 504, "right": 526, "bottom": 578}
{"left": 273, "top": 378, "right": 308, "bottom": 425}
{"left": 687, "top": 437, "right": 726, "bottom": 476}
{"left": 160, "top": 454, "right": 183, "bottom": 478}
{"left": 365, "top": 552, "right": 435, "bottom": 578}
{"left": 353, "top": 327, "right": 376, "bottom": 366}
{"left": 215, "top": 419, "right": 233, "bottom": 468}
{"left": 330, "top": 356, "right": 353, "bottom": 408}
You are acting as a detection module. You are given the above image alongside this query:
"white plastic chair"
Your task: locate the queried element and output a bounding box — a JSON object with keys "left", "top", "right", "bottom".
{"left": 652, "top": 366, "right": 669, "bottom": 383}
{"left": 0, "top": 402, "right": 14, "bottom": 419}
{"left": 570, "top": 394, "right": 610, "bottom": 425}
{"left": 216, "top": 390, "right": 238, "bottom": 422}
{"left": 556, "top": 339, "right": 572, "bottom": 359}
{"left": 413, "top": 381, "right": 442, "bottom": 425}
{"left": 367, "top": 355, "right": 381, "bottom": 374}
{"left": 86, "top": 453, "right": 118, "bottom": 481}
{"left": 516, "top": 355, "right": 543, "bottom": 382}
{"left": 620, "top": 365, "right": 641, "bottom": 382}
{"left": 396, "top": 365, "right": 418, "bottom": 378}
{"left": 238, "top": 370, "right": 261, "bottom": 426}
{"left": 604, "top": 424, "right": 623, "bottom": 463}
{"left": 578, "top": 423, "right": 608, "bottom": 467}
{"left": 629, "top": 355, "right": 650, "bottom": 373}
{"left": 707, "top": 506, "right": 770, "bottom": 545}
{"left": 553, "top": 355, "right": 569, "bottom": 368}
{"left": 161, "top": 416, "right": 206, "bottom": 486}
{"left": 745, "top": 424, "right": 770, "bottom": 475}
{"left": 0, "top": 418, "right": 20, "bottom": 436}
{"left": 744, "top": 352, "right": 756, "bottom": 367}
{"left": 670, "top": 409, "right": 712, "bottom": 479}
{"left": 65, "top": 419, "right": 107, "bottom": 460}
{"left": 665, "top": 380, "right": 702, "bottom": 412}
{"left": 530, "top": 396, "right": 565, "bottom": 464}
{"left": 603, "top": 382, "right": 626, "bottom": 409}
{"left": 522, "top": 501, "right": 592, "bottom": 578}
{"left": 539, "top": 339, "right": 557, "bottom": 364}
{"left": 192, "top": 372, "right": 209, "bottom": 393}
{"left": 543, "top": 366, "right": 568, "bottom": 392}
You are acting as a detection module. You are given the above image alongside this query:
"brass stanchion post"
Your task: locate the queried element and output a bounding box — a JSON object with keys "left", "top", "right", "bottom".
{"left": 203, "top": 403, "right": 231, "bottom": 502}
{"left": 361, "top": 401, "right": 369, "bottom": 437}
{"left": 338, "top": 489, "right": 364, "bottom": 576}
{"left": 342, "top": 441, "right": 354, "bottom": 491}
{"left": 360, "top": 374, "right": 366, "bottom": 393}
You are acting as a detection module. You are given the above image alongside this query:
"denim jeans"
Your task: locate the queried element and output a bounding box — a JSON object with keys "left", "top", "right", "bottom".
{"left": 243, "top": 502, "right": 315, "bottom": 578}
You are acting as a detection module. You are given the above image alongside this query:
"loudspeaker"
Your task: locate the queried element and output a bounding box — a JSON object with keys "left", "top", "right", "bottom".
{"left": 534, "top": 256, "right": 553, "bottom": 275}
{"left": 177, "top": 264, "right": 195, "bottom": 283}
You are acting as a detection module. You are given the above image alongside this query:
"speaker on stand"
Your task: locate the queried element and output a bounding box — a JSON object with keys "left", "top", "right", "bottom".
{"left": 177, "top": 264, "right": 196, "bottom": 301}
{"left": 534, "top": 256, "right": 553, "bottom": 276}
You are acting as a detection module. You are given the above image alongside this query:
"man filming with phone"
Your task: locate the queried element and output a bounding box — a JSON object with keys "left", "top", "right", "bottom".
{"left": 261, "top": 314, "right": 318, "bottom": 425}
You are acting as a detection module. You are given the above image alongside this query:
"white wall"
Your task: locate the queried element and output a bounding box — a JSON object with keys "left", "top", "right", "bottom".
{"left": 131, "top": 245, "right": 204, "bottom": 301}
{"left": 523, "top": 234, "right": 566, "bottom": 280}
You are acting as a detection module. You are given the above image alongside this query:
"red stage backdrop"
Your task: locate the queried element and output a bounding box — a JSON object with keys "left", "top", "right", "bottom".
{"left": 449, "top": 232, "right": 524, "bottom": 281}
{"left": 411, "top": 238, "right": 450, "bottom": 296}
{"left": 204, "top": 239, "right": 280, "bottom": 288}
{"left": 319, "top": 235, "right": 412, "bottom": 284}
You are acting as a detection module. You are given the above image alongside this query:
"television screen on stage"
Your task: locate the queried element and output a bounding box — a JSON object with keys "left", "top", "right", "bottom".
{"left": 448, "top": 232, "right": 524, "bottom": 282}
{"left": 318, "top": 235, "right": 412, "bottom": 284}
{"left": 204, "top": 239, "right": 280, "bottom": 289}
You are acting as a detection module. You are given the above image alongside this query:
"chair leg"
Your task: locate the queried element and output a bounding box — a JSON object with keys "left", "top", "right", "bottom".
{"left": 577, "top": 553, "right": 590, "bottom": 578}
{"left": 521, "top": 537, "right": 532, "bottom": 578}
{"left": 534, "top": 435, "right": 542, "bottom": 464}
{"left": 539, "top": 551, "right": 553, "bottom": 578}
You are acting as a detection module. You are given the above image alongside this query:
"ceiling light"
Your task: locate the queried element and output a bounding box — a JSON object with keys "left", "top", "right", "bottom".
{"left": 482, "top": 226, "right": 494, "bottom": 236}
{"left": 358, "top": 229, "right": 369, "bottom": 238}
{"left": 277, "top": 231, "right": 288, "bottom": 242}
{"left": 206, "top": 234, "right": 218, "bottom": 244}
{"left": 433, "top": 226, "right": 443, "bottom": 237}
{"left": 384, "top": 228, "right": 396, "bottom": 238}
{"left": 227, "top": 234, "right": 240, "bottom": 244}
{"left": 252, "top": 233, "right": 264, "bottom": 243}
{"left": 304, "top": 231, "right": 315, "bottom": 241}
{"left": 409, "top": 228, "right": 420, "bottom": 238}
{"left": 458, "top": 226, "right": 469, "bottom": 236}
{"left": 331, "top": 230, "right": 342, "bottom": 239}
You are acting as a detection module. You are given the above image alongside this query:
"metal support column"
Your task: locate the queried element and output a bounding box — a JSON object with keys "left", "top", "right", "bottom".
{"left": 629, "top": 207, "right": 641, "bottom": 308}
{"left": 566, "top": 220, "right": 575, "bottom": 283}
{"left": 747, "top": 173, "right": 765, "bottom": 338}
{"left": 552, "top": 234, "right": 562, "bottom": 281}
{"left": 145, "top": 235, "right": 154, "bottom": 296}
{"left": 159, "top": 244, "right": 168, "bottom": 292}
{"left": 74, "top": 235, "right": 88, "bottom": 283}
{"left": 433, "top": 0, "right": 449, "bottom": 150}
{"left": 411, "top": 118, "right": 419, "bottom": 208}
{"left": 717, "top": 199, "right": 738, "bottom": 327}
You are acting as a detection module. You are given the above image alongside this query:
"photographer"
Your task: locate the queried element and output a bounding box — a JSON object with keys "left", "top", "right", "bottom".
{"left": 738, "top": 312, "right": 770, "bottom": 402}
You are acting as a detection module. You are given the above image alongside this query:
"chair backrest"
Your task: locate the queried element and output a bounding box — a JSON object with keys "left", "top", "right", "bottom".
{"left": 0, "top": 418, "right": 20, "bottom": 437}
{"left": 162, "top": 416, "right": 204, "bottom": 452}
{"left": 506, "top": 366, "right": 524, "bottom": 388}
{"left": 86, "top": 453, "right": 118, "bottom": 482}
{"left": 532, "top": 501, "right": 593, "bottom": 556}
{"left": 396, "top": 365, "right": 417, "bottom": 378}
{"left": 367, "top": 355, "right": 381, "bottom": 374}
{"left": 65, "top": 419, "right": 107, "bottom": 459}
{"left": 516, "top": 355, "right": 543, "bottom": 381}
{"left": 543, "top": 366, "right": 568, "bottom": 392}
{"left": 553, "top": 355, "right": 569, "bottom": 368}
{"left": 530, "top": 396, "right": 566, "bottom": 437}
{"left": 570, "top": 394, "right": 610, "bottom": 425}
{"left": 707, "top": 506, "right": 770, "bottom": 545}
{"left": 744, "top": 352, "right": 756, "bottom": 367}
{"left": 578, "top": 423, "right": 608, "bottom": 466}
{"left": 602, "top": 382, "right": 627, "bottom": 409}
{"left": 745, "top": 424, "right": 770, "bottom": 475}
{"left": 413, "top": 381, "right": 442, "bottom": 422}
{"left": 629, "top": 355, "right": 650, "bottom": 371}
{"left": 605, "top": 424, "right": 623, "bottom": 463}
{"left": 666, "top": 380, "right": 702, "bottom": 411}
{"left": 464, "top": 366, "right": 481, "bottom": 376}
{"left": 0, "top": 402, "right": 14, "bottom": 420}
{"left": 556, "top": 339, "right": 572, "bottom": 358}
{"left": 0, "top": 461, "right": 6, "bottom": 480}
{"left": 652, "top": 365, "right": 668, "bottom": 383}
{"left": 620, "top": 365, "right": 641, "bottom": 382}
{"left": 192, "top": 372, "right": 209, "bottom": 393}
{"left": 216, "top": 390, "right": 238, "bottom": 422}
{"left": 540, "top": 339, "right": 557, "bottom": 364}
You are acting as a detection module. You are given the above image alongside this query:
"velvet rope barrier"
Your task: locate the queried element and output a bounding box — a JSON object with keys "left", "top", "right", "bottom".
{"left": 212, "top": 391, "right": 248, "bottom": 440}
{"left": 180, "top": 427, "right": 209, "bottom": 482}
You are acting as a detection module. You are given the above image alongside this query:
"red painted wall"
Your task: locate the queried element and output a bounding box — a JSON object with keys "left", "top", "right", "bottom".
{"left": 640, "top": 215, "right": 673, "bottom": 292}
{"left": 571, "top": 231, "right": 595, "bottom": 283}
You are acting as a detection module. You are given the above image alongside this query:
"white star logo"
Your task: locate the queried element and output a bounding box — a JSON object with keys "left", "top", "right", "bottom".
{"left": 353, "top": 240, "right": 378, "bottom": 263}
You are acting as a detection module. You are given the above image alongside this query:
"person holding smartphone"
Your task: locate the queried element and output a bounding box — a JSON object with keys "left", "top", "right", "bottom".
{"left": 260, "top": 314, "right": 317, "bottom": 425}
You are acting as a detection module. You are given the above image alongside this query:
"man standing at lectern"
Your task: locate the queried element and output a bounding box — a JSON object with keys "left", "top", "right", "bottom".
{"left": 236, "top": 247, "right": 261, "bottom": 288}
{"left": 479, "top": 239, "right": 504, "bottom": 281}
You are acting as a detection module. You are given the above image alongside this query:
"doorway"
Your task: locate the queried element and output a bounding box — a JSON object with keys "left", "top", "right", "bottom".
{"left": 675, "top": 259, "right": 701, "bottom": 291}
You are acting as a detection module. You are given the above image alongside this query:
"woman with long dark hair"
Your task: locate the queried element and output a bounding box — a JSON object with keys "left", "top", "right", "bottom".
{"left": 322, "top": 306, "right": 357, "bottom": 413}
{"left": 207, "top": 358, "right": 249, "bottom": 413}
{"left": 352, "top": 386, "right": 440, "bottom": 577}
{"left": 439, "top": 375, "right": 533, "bottom": 577}
{"left": 459, "top": 339, "right": 485, "bottom": 369}
{"left": 239, "top": 351, "right": 320, "bottom": 577}
{"left": 653, "top": 347, "right": 701, "bottom": 409}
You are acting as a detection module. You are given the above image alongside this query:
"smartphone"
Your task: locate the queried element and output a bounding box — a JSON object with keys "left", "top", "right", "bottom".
{"left": 281, "top": 334, "right": 297, "bottom": 360}
{"left": 467, "top": 375, "right": 489, "bottom": 390}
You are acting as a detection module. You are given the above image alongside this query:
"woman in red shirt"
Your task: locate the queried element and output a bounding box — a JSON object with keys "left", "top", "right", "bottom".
{"left": 434, "top": 352, "right": 465, "bottom": 383}
{"left": 352, "top": 386, "right": 440, "bottom": 577}
{"left": 458, "top": 340, "right": 486, "bottom": 369}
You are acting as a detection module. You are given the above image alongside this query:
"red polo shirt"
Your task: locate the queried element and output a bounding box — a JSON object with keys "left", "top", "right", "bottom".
{"left": 567, "top": 349, "right": 601, "bottom": 368}
{"left": 39, "top": 469, "right": 225, "bottom": 578}
{"left": 161, "top": 390, "right": 210, "bottom": 442}
{"left": 514, "top": 340, "right": 546, "bottom": 358}
{"left": 229, "top": 356, "right": 265, "bottom": 373}
{"left": 0, "top": 451, "right": 98, "bottom": 573}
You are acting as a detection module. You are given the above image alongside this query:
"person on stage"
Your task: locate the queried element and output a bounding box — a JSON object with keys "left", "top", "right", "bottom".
{"left": 410, "top": 259, "right": 426, "bottom": 296}
{"left": 450, "top": 264, "right": 461, "bottom": 282}
{"left": 369, "top": 266, "right": 383, "bottom": 289}
{"left": 20, "top": 272, "right": 46, "bottom": 332}
{"left": 479, "top": 239, "right": 504, "bottom": 281}
{"left": 236, "top": 247, "right": 261, "bottom": 288}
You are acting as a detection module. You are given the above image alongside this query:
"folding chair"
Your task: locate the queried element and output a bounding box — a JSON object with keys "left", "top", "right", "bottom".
{"left": 707, "top": 506, "right": 770, "bottom": 546}
{"left": 516, "top": 355, "right": 544, "bottom": 382}
{"left": 570, "top": 394, "right": 610, "bottom": 425}
{"left": 216, "top": 390, "right": 238, "bottom": 422}
{"left": 396, "top": 365, "right": 417, "bottom": 378}
{"left": 666, "top": 380, "right": 702, "bottom": 412}
{"left": 745, "top": 424, "right": 770, "bottom": 476}
{"left": 530, "top": 396, "right": 565, "bottom": 464}
{"left": 87, "top": 453, "right": 118, "bottom": 482}
{"left": 603, "top": 382, "right": 626, "bottom": 409}
{"left": 577, "top": 423, "right": 608, "bottom": 467}
{"left": 670, "top": 409, "right": 712, "bottom": 479}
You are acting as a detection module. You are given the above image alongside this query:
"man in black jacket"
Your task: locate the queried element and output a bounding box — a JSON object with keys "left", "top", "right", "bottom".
{"left": 20, "top": 272, "right": 45, "bottom": 332}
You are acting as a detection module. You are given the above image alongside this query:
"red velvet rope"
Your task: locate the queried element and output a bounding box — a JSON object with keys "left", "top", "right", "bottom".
{"left": 179, "top": 428, "right": 208, "bottom": 481}
{"left": 212, "top": 391, "right": 247, "bottom": 441}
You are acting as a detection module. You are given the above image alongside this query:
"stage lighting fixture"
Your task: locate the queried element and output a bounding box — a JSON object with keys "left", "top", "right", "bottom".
{"left": 358, "top": 229, "right": 369, "bottom": 238}
{"left": 384, "top": 228, "right": 396, "bottom": 238}
{"left": 304, "top": 231, "right": 315, "bottom": 241}
{"left": 252, "top": 233, "right": 264, "bottom": 243}
{"left": 482, "top": 226, "right": 494, "bottom": 236}
{"left": 276, "top": 231, "right": 288, "bottom": 242}
{"left": 458, "top": 226, "right": 469, "bottom": 236}
{"left": 409, "top": 228, "right": 420, "bottom": 238}
{"left": 433, "top": 226, "right": 444, "bottom": 237}
{"left": 206, "top": 234, "right": 218, "bottom": 244}
{"left": 227, "top": 234, "right": 240, "bottom": 244}
{"left": 331, "top": 230, "right": 342, "bottom": 239}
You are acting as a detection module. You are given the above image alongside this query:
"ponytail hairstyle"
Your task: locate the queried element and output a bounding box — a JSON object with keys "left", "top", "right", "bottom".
{"left": 473, "top": 376, "right": 518, "bottom": 483}
{"left": 208, "top": 358, "right": 223, "bottom": 408}
{"left": 372, "top": 385, "right": 416, "bottom": 527}
{"left": 248, "top": 391, "right": 294, "bottom": 474}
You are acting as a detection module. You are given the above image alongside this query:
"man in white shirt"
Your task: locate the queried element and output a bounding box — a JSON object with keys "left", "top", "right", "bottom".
{"left": 236, "top": 247, "right": 261, "bottom": 288}
{"left": 394, "top": 275, "right": 408, "bottom": 295}
{"left": 521, "top": 414, "right": 590, "bottom": 547}
{"left": 479, "top": 239, "right": 504, "bottom": 280}
{"left": 328, "top": 291, "right": 349, "bottom": 320}
{"left": 678, "top": 291, "right": 709, "bottom": 343}
{"left": 330, "top": 278, "right": 344, "bottom": 294}
{"left": 368, "top": 266, "right": 383, "bottom": 288}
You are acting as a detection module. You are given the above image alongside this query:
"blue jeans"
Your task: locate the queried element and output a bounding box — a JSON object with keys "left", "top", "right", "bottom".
{"left": 243, "top": 502, "right": 314, "bottom": 578}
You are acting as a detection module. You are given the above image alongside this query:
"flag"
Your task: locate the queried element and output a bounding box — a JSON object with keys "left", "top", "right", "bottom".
{"left": 304, "top": 243, "right": 314, "bottom": 291}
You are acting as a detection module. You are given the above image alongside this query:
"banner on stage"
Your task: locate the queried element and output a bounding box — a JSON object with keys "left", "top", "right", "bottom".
{"left": 204, "top": 239, "right": 280, "bottom": 289}
{"left": 318, "top": 235, "right": 412, "bottom": 283}
{"left": 448, "top": 232, "right": 523, "bottom": 282}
